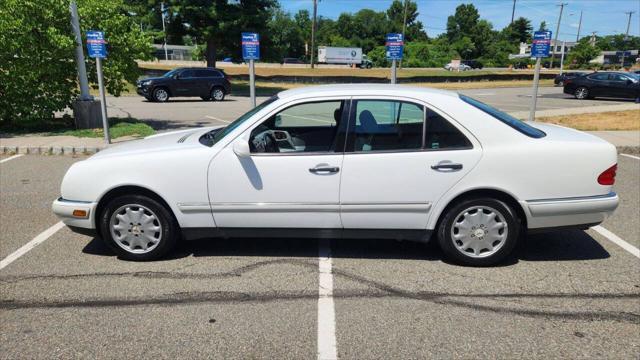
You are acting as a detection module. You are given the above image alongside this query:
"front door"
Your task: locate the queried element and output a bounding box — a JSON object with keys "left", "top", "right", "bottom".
{"left": 172, "top": 69, "right": 199, "bottom": 96}
{"left": 339, "top": 98, "right": 482, "bottom": 229}
{"left": 208, "top": 98, "right": 349, "bottom": 229}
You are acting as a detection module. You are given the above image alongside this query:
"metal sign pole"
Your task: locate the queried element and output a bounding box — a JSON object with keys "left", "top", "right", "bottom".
{"left": 249, "top": 59, "right": 256, "bottom": 108}
{"left": 528, "top": 57, "right": 542, "bottom": 122}
{"left": 391, "top": 59, "right": 397, "bottom": 84}
{"left": 96, "top": 58, "right": 111, "bottom": 144}
{"left": 559, "top": 40, "right": 565, "bottom": 75}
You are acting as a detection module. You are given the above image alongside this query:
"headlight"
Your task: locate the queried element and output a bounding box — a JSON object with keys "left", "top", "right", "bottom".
{"left": 141, "top": 80, "right": 152, "bottom": 86}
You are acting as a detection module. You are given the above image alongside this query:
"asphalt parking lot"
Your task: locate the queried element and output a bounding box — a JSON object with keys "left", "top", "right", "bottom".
{"left": 102, "top": 86, "right": 633, "bottom": 129}
{"left": 1, "top": 152, "right": 638, "bottom": 358}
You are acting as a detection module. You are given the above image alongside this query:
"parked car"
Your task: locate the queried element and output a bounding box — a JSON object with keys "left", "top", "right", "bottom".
{"left": 53, "top": 85, "right": 619, "bottom": 266}
{"left": 444, "top": 62, "right": 471, "bottom": 71}
{"left": 282, "top": 58, "right": 305, "bottom": 65}
{"left": 136, "top": 67, "right": 232, "bottom": 102}
{"left": 462, "top": 60, "right": 483, "bottom": 69}
{"left": 563, "top": 71, "right": 640, "bottom": 100}
{"left": 553, "top": 72, "right": 586, "bottom": 86}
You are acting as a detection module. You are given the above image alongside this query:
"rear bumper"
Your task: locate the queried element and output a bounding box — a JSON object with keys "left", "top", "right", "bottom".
{"left": 52, "top": 197, "right": 97, "bottom": 229}
{"left": 523, "top": 192, "right": 619, "bottom": 229}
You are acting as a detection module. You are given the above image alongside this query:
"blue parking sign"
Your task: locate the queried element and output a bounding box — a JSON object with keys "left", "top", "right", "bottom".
{"left": 531, "top": 31, "right": 552, "bottom": 58}
{"left": 386, "top": 33, "right": 404, "bottom": 60}
{"left": 86, "top": 30, "right": 107, "bottom": 58}
{"left": 242, "top": 33, "right": 260, "bottom": 60}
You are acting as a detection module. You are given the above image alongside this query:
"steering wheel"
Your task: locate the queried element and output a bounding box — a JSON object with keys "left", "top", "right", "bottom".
{"left": 250, "top": 129, "right": 279, "bottom": 153}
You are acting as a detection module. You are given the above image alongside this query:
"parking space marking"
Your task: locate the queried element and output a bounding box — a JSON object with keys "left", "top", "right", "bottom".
{"left": 592, "top": 225, "right": 640, "bottom": 259}
{"left": 620, "top": 153, "right": 640, "bottom": 160}
{"left": 318, "top": 238, "right": 338, "bottom": 360}
{"left": 0, "top": 222, "right": 64, "bottom": 270}
{"left": 0, "top": 154, "right": 24, "bottom": 164}
{"left": 205, "top": 115, "right": 231, "bottom": 123}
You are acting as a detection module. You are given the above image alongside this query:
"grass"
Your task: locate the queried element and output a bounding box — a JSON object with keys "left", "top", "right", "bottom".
{"left": 1, "top": 117, "right": 155, "bottom": 139}
{"left": 537, "top": 110, "right": 640, "bottom": 131}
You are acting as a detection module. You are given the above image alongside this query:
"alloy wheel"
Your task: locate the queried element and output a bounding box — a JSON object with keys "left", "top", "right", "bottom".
{"left": 450, "top": 205, "right": 508, "bottom": 258}
{"left": 109, "top": 204, "right": 163, "bottom": 254}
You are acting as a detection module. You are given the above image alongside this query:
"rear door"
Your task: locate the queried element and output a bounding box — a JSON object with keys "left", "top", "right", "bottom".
{"left": 339, "top": 97, "right": 482, "bottom": 230}
{"left": 586, "top": 72, "right": 610, "bottom": 96}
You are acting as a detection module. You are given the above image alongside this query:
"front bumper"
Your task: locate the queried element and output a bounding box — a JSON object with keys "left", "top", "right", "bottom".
{"left": 52, "top": 197, "right": 97, "bottom": 229}
{"left": 523, "top": 192, "right": 619, "bottom": 229}
{"left": 136, "top": 84, "right": 151, "bottom": 97}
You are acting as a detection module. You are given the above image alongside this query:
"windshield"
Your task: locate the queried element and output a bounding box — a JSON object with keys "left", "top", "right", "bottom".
{"left": 460, "top": 95, "right": 546, "bottom": 138}
{"left": 200, "top": 96, "right": 279, "bottom": 147}
{"left": 163, "top": 69, "right": 180, "bottom": 78}
{"left": 628, "top": 73, "right": 640, "bottom": 80}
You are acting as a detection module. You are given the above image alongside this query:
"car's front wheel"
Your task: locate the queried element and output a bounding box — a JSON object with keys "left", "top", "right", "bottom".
{"left": 437, "top": 198, "right": 520, "bottom": 266}
{"left": 152, "top": 87, "right": 170, "bottom": 102}
{"left": 99, "top": 194, "right": 178, "bottom": 261}
{"left": 574, "top": 86, "right": 590, "bottom": 100}
{"left": 211, "top": 87, "right": 225, "bottom": 101}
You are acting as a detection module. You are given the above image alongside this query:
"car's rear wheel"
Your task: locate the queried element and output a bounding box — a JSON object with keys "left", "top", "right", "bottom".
{"left": 152, "top": 87, "right": 170, "bottom": 102}
{"left": 437, "top": 198, "right": 520, "bottom": 266}
{"left": 211, "top": 87, "right": 225, "bottom": 101}
{"left": 574, "top": 86, "right": 590, "bottom": 100}
{"left": 99, "top": 194, "right": 178, "bottom": 261}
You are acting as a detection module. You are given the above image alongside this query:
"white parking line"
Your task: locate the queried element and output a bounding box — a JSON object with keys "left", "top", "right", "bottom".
{"left": 317, "top": 238, "right": 338, "bottom": 360}
{"left": 592, "top": 225, "right": 640, "bottom": 259}
{"left": 205, "top": 115, "right": 231, "bottom": 123}
{"left": 0, "top": 154, "right": 24, "bottom": 164}
{"left": 620, "top": 153, "right": 640, "bottom": 160}
{"left": 0, "top": 222, "right": 65, "bottom": 270}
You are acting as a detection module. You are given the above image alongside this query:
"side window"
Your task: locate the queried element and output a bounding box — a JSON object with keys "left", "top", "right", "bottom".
{"left": 196, "top": 69, "right": 222, "bottom": 78}
{"left": 424, "top": 109, "right": 472, "bottom": 150}
{"left": 610, "top": 74, "right": 629, "bottom": 82}
{"left": 250, "top": 101, "right": 345, "bottom": 154}
{"left": 350, "top": 100, "right": 423, "bottom": 152}
{"left": 588, "top": 73, "right": 609, "bottom": 81}
{"left": 179, "top": 69, "right": 195, "bottom": 78}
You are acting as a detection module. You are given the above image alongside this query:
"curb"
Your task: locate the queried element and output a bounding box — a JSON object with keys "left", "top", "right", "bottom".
{"left": 0, "top": 145, "right": 104, "bottom": 156}
{"left": 1, "top": 144, "right": 638, "bottom": 156}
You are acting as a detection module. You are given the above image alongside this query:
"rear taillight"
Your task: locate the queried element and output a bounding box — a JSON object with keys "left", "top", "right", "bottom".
{"left": 597, "top": 164, "right": 617, "bottom": 185}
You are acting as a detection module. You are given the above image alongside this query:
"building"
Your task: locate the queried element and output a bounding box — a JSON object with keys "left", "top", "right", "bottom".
{"left": 152, "top": 44, "right": 197, "bottom": 61}
{"left": 589, "top": 50, "right": 639, "bottom": 66}
{"left": 510, "top": 39, "right": 577, "bottom": 59}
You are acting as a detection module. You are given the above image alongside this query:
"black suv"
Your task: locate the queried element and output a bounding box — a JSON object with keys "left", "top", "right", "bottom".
{"left": 136, "top": 67, "right": 232, "bottom": 102}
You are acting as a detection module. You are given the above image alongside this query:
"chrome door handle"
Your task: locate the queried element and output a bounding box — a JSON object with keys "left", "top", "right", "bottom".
{"left": 309, "top": 166, "right": 340, "bottom": 174}
{"left": 431, "top": 163, "right": 463, "bottom": 170}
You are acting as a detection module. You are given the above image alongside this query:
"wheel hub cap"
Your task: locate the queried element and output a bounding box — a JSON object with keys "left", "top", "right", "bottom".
{"left": 109, "top": 204, "right": 162, "bottom": 254}
{"left": 451, "top": 205, "right": 508, "bottom": 258}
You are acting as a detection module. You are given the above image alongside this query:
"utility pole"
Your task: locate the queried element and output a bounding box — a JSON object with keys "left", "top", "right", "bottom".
{"left": 70, "top": 1, "right": 91, "bottom": 100}
{"left": 576, "top": 10, "right": 583, "bottom": 42}
{"left": 161, "top": 2, "right": 168, "bottom": 61}
{"left": 400, "top": 0, "right": 408, "bottom": 68}
{"left": 310, "top": 0, "right": 317, "bottom": 69}
{"left": 620, "top": 11, "right": 635, "bottom": 69}
{"left": 511, "top": 0, "right": 516, "bottom": 24}
{"left": 550, "top": 2, "right": 567, "bottom": 69}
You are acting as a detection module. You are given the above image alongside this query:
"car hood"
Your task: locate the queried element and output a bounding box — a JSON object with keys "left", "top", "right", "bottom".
{"left": 89, "top": 126, "right": 223, "bottom": 159}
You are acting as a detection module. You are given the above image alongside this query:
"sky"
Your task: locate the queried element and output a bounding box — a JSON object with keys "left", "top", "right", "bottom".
{"left": 280, "top": 0, "right": 640, "bottom": 42}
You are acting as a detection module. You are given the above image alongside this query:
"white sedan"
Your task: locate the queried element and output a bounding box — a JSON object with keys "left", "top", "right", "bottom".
{"left": 52, "top": 85, "right": 619, "bottom": 266}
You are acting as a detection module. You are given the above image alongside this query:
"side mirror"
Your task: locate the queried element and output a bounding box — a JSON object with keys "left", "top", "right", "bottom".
{"left": 233, "top": 139, "right": 251, "bottom": 158}
{"left": 626, "top": 79, "right": 633, "bottom": 85}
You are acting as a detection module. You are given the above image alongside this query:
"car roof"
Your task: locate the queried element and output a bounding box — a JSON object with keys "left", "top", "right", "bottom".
{"left": 277, "top": 84, "right": 459, "bottom": 101}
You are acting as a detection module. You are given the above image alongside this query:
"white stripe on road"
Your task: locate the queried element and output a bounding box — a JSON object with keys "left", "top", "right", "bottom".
{"left": 318, "top": 238, "right": 338, "bottom": 360}
{"left": 0, "top": 222, "right": 65, "bottom": 270}
{"left": 205, "top": 115, "right": 231, "bottom": 123}
{"left": 0, "top": 154, "right": 24, "bottom": 164}
{"left": 620, "top": 153, "right": 640, "bottom": 160}
{"left": 592, "top": 225, "right": 640, "bottom": 259}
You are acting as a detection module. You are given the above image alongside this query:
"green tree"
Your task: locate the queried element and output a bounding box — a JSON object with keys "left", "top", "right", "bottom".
{"left": 0, "top": 0, "right": 152, "bottom": 127}
{"left": 167, "top": 0, "right": 277, "bottom": 67}
{"left": 538, "top": 21, "right": 548, "bottom": 31}
{"left": 567, "top": 39, "right": 601, "bottom": 68}
{"left": 386, "top": 0, "right": 427, "bottom": 41}
{"left": 446, "top": 4, "right": 480, "bottom": 42}
{"left": 503, "top": 17, "right": 532, "bottom": 44}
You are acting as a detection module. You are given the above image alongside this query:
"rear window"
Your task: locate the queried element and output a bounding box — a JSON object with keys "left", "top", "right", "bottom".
{"left": 459, "top": 95, "right": 546, "bottom": 138}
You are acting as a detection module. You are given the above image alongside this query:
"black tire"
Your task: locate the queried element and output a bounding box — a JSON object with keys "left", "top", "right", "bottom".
{"left": 574, "top": 86, "right": 590, "bottom": 100}
{"left": 99, "top": 194, "right": 179, "bottom": 261}
{"left": 366, "top": 63, "right": 372, "bottom": 69}
{"left": 437, "top": 197, "right": 520, "bottom": 266}
{"left": 211, "top": 87, "right": 225, "bottom": 101}
{"left": 152, "top": 87, "right": 170, "bottom": 102}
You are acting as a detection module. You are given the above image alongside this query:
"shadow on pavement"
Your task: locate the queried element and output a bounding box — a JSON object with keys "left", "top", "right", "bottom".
{"left": 82, "top": 229, "right": 609, "bottom": 265}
